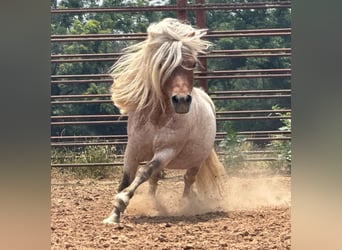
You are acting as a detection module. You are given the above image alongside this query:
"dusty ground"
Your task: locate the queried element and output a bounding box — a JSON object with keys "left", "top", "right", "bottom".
{"left": 51, "top": 170, "right": 291, "bottom": 249}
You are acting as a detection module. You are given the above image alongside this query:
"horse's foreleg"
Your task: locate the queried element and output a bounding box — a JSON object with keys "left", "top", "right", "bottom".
{"left": 183, "top": 167, "right": 199, "bottom": 197}
{"left": 103, "top": 160, "right": 161, "bottom": 224}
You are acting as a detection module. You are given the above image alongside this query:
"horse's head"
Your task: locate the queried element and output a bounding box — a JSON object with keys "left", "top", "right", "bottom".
{"left": 109, "top": 18, "right": 210, "bottom": 116}
{"left": 163, "top": 57, "right": 196, "bottom": 114}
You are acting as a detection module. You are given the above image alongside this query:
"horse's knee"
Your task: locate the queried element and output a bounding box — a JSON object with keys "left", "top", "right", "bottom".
{"left": 137, "top": 159, "right": 161, "bottom": 181}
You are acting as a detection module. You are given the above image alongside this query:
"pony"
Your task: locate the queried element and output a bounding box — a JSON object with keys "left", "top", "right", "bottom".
{"left": 103, "top": 18, "right": 225, "bottom": 225}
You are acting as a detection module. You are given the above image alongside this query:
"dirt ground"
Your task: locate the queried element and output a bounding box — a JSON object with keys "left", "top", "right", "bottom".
{"left": 51, "top": 170, "right": 291, "bottom": 250}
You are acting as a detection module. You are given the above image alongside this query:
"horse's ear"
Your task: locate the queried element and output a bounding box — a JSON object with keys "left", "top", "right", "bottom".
{"left": 187, "top": 32, "right": 195, "bottom": 37}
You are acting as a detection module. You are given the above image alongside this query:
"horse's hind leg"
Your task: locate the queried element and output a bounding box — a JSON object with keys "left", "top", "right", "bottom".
{"left": 183, "top": 167, "right": 199, "bottom": 197}
{"left": 148, "top": 170, "right": 161, "bottom": 196}
{"left": 103, "top": 159, "right": 161, "bottom": 224}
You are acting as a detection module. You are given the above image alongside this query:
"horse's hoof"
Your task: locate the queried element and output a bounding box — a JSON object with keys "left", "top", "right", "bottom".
{"left": 103, "top": 214, "right": 119, "bottom": 225}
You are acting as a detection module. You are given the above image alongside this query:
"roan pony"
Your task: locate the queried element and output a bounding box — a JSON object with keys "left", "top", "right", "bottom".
{"left": 103, "top": 18, "right": 225, "bottom": 224}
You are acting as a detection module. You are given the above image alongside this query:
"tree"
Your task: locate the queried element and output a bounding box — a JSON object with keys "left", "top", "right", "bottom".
{"left": 205, "top": 5, "right": 291, "bottom": 134}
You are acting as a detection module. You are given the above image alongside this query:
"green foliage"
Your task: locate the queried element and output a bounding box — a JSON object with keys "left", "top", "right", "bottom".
{"left": 52, "top": 144, "right": 118, "bottom": 179}
{"left": 206, "top": 5, "right": 291, "bottom": 133}
{"left": 267, "top": 105, "right": 292, "bottom": 173}
{"left": 219, "top": 134, "right": 291, "bottom": 176}
{"left": 218, "top": 106, "right": 291, "bottom": 176}
{"left": 218, "top": 125, "right": 248, "bottom": 174}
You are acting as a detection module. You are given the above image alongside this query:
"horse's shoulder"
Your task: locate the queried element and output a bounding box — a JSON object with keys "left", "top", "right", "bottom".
{"left": 193, "top": 87, "right": 216, "bottom": 113}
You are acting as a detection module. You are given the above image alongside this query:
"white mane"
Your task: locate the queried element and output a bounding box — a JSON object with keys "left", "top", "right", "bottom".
{"left": 109, "top": 18, "right": 211, "bottom": 115}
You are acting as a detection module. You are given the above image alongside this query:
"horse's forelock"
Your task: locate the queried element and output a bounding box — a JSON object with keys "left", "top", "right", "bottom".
{"left": 146, "top": 20, "right": 210, "bottom": 108}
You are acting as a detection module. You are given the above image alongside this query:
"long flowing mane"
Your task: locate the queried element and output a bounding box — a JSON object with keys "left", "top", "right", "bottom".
{"left": 109, "top": 18, "right": 211, "bottom": 115}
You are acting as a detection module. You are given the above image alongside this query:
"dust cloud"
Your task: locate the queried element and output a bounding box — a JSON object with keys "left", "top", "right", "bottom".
{"left": 125, "top": 172, "right": 291, "bottom": 217}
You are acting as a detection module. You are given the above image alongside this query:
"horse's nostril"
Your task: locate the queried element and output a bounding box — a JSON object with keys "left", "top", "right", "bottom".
{"left": 185, "top": 95, "right": 192, "bottom": 104}
{"left": 172, "top": 95, "right": 192, "bottom": 105}
{"left": 171, "top": 95, "right": 179, "bottom": 104}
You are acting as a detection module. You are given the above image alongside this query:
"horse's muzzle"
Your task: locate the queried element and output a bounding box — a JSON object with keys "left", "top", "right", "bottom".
{"left": 171, "top": 94, "right": 192, "bottom": 114}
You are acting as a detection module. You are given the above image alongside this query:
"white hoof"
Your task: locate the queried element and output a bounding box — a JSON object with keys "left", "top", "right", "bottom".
{"left": 103, "top": 214, "right": 119, "bottom": 225}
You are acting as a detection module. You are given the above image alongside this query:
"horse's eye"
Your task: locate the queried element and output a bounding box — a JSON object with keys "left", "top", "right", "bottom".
{"left": 181, "top": 60, "right": 197, "bottom": 70}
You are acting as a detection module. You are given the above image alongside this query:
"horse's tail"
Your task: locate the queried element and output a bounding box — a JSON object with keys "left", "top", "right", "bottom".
{"left": 195, "top": 148, "right": 225, "bottom": 197}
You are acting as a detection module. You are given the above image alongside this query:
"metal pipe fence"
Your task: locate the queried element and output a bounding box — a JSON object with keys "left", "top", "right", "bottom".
{"left": 51, "top": 1, "right": 291, "bottom": 167}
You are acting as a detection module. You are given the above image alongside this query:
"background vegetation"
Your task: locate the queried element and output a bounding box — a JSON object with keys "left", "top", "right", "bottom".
{"left": 51, "top": 0, "right": 291, "bottom": 177}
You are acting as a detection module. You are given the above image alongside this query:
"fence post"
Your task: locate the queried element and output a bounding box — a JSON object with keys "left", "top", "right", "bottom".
{"left": 177, "top": 0, "right": 187, "bottom": 21}
{"left": 195, "top": 0, "right": 208, "bottom": 92}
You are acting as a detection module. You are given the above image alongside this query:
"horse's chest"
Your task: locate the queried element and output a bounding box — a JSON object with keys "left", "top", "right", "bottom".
{"left": 129, "top": 123, "right": 191, "bottom": 145}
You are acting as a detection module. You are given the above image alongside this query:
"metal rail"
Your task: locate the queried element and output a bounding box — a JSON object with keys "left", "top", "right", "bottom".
{"left": 51, "top": 48, "right": 291, "bottom": 64}
{"left": 51, "top": 90, "right": 290, "bottom": 99}
{"left": 51, "top": 116, "right": 290, "bottom": 125}
{"left": 51, "top": 2, "right": 291, "bottom": 14}
{"left": 51, "top": 68, "right": 291, "bottom": 78}
{"left": 50, "top": 68, "right": 291, "bottom": 84}
{"left": 51, "top": 29, "right": 291, "bottom": 42}
{"left": 51, "top": 132, "right": 291, "bottom": 147}
{"left": 50, "top": 109, "right": 291, "bottom": 120}
{"left": 51, "top": 49, "right": 291, "bottom": 59}
{"left": 51, "top": 94, "right": 290, "bottom": 105}
{"left": 50, "top": 130, "right": 290, "bottom": 141}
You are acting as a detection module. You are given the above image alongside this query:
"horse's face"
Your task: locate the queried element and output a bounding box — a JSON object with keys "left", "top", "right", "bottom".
{"left": 164, "top": 59, "right": 196, "bottom": 114}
